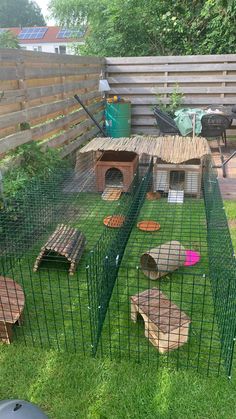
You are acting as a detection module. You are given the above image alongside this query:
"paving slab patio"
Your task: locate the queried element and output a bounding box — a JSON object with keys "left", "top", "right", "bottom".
{"left": 210, "top": 139, "right": 236, "bottom": 200}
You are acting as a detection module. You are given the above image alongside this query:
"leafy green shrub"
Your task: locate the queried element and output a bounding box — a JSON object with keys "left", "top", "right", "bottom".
{"left": 2, "top": 142, "right": 65, "bottom": 199}
{"left": 20, "top": 122, "right": 31, "bottom": 131}
{"left": 156, "top": 85, "right": 184, "bottom": 117}
{"left": 0, "top": 30, "right": 20, "bottom": 49}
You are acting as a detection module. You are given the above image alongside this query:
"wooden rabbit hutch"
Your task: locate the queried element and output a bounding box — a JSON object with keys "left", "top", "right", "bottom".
{"left": 77, "top": 135, "right": 210, "bottom": 196}
{"left": 154, "top": 158, "right": 202, "bottom": 198}
{"left": 151, "top": 136, "right": 210, "bottom": 198}
{"left": 95, "top": 150, "right": 138, "bottom": 192}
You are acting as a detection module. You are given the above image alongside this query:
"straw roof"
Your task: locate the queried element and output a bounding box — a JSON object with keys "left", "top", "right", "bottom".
{"left": 79, "top": 135, "right": 211, "bottom": 164}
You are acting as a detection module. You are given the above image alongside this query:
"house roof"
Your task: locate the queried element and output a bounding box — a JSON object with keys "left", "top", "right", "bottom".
{"left": 78, "top": 135, "right": 211, "bottom": 164}
{"left": 1, "top": 27, "right": 84, "bottom": 44}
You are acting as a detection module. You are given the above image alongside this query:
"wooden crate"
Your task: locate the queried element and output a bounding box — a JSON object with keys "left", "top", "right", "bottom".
{"left": 131, "top": 288, "right": 191, "bottom": 353}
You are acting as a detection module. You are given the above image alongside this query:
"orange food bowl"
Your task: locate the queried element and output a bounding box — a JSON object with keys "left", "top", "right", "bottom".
{"left": 137, "top": 220, "right": 161, "bottom": 232}
{"left": 103, "top": 215, "right": 125, "bottom": 228}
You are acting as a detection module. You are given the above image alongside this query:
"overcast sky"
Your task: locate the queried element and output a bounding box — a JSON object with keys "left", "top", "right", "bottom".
{"left": 34, "top": 0, "right": 56, "bottom": 25}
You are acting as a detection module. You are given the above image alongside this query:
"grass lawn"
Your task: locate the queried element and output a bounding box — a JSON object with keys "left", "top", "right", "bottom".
{"left": 99, "top": 198, "right": 222, "bottom": 375}
{"left": 0, "top": 197, "right": 235, "bottom": 418}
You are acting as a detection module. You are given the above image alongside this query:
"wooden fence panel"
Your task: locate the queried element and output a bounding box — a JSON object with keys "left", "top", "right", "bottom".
{"left": 105, "top": 54, "right": 236, "bottom": 135}
{"left": 2, "top": 51, "right": 236, "bottom": 159}
{"left": 0, "top": 49, "right": 105, "bottom": 157}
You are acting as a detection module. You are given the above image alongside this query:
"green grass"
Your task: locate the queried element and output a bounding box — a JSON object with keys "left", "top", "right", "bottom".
{"left": 0, "top": 345, "right": 236, "bottom": 418}
{"left": 99, "top": 199, "right": 222, "bottom": 375}
{"left": 0, "top": 196, "right": 236, "bottom": 418}
{"left": 3, "top": 192, "right": 129, "bottom": 352}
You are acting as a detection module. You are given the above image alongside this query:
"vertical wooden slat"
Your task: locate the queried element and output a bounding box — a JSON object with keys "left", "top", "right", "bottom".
{"left": 16, "top": 58, "right": 27, "bottom": 111}
{"left": 221, "top": 61, "right": 227, "bottom": 99}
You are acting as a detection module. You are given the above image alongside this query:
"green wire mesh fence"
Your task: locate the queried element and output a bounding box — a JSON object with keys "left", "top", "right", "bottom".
{"left": 86, "top": 159, "right": 153, "bottom": 354}
{"left": 0, "top": 153, "right": 235, "bottom": 377}
{"left": 203, "top": 157, "right": 236, "bottom": 377}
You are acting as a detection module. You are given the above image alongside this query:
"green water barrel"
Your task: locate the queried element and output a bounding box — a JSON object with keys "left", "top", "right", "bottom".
{"left": 105, "top": 101, "right": 131, "bottom": 137}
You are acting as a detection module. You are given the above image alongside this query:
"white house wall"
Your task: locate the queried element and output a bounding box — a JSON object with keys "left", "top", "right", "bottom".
{"left": 20, "top": 42, "right": 84, "bottom": 55}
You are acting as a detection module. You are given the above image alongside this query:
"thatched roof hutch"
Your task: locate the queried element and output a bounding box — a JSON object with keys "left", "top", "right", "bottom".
{"left": 77, "top": 136, "right": 210, "bottom": 197}
{"left": 154, "top": 157, "right": 202, "bottom": 197}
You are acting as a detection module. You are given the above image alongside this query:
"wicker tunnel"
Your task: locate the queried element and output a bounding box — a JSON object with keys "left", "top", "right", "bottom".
{"left": 33, "top": 224, "right": 86, "bottom": 275}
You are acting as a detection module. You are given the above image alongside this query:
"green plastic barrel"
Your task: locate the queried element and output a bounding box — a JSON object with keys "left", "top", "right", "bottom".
{"left": 105, "top": 101, "right": 131, "bottom": 137}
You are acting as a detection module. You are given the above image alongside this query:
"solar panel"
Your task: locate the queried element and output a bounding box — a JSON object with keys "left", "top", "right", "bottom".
{"left": 18, "top": 27, "right": 47, "bottom": 40}
{"left": 57, "top": 28, "right": 83, "bottom": 39}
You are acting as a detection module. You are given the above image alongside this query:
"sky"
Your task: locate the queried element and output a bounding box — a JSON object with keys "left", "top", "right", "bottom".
{"left": 34, "top": 0, "right": 56, "bottom": 25}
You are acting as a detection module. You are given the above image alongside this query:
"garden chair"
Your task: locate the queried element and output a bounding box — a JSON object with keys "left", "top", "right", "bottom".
{"left": 153, "top": 107, "right": 180, "bottom": 135}
{"left": 201, "top": 113, "right": 231, "bottom": 147}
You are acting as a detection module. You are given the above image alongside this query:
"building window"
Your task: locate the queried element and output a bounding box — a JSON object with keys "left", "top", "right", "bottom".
{"left": 59, "top": 45, "right": 66, "bottom": 54}
{"left": 55, "top": 46, "right": 66, "bottom": 54}
{"left": 33, "top": 46, "right": 42, "bottom": 52}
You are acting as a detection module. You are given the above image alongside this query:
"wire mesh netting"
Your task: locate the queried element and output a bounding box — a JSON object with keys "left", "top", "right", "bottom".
{"left": 0, "top": 151, "right": 235, "bottom": 377}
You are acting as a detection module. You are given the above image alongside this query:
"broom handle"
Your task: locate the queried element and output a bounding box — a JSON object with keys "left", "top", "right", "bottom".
{"left": 74, "top": 94, "right": 107, "bottom": 137}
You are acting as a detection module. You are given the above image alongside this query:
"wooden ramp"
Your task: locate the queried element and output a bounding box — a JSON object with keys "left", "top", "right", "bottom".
{"left": 102, "top": 187, "right": 122, "bottom": 201}
{"left": 168, "top": 190, "right": 184, "bottom": 204}
{"left": 33, "top": 224, "right": 86, "bottom": 275}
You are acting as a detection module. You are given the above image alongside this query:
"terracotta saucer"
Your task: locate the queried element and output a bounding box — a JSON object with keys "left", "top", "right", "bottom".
{"left": 103, "top": 215, "right": 125, "bottom": 228}
{"left": 146, "top": 192, "right": 161, "bottom": 201}
{"left": 137, "top": 220, "right": 161, "bottom": 232}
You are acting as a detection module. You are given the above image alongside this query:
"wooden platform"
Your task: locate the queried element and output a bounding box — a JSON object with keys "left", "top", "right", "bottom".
{"left": 211, "top": 140, "right": 236, "bottom": 200}
{"left": 131, "top": 288, "right": 191, "bottom": 353}
{"left": 33, "top": 224, "right": 86, "bottom": 275}
{"left": 0, "top": 277, "right": 25, "bottom": 344}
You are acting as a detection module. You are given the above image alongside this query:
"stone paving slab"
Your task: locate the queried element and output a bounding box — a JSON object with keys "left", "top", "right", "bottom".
{"left": 210, "top": 140, "right": 236, "bottom": 200}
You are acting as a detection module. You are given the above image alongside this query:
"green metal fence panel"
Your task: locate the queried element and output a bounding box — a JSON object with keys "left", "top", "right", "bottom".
{"left": 203, "top": 158, "right": 236, "bottom": 377}
{"left": 87, "top": 160, "right": 153, "bottom": 354}
{"left": 0, "top": 155, "right": 235, "bottom": 377}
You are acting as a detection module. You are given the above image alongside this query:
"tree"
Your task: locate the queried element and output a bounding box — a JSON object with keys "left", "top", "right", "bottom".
{"left": 0, "top": 0, "right": 46, "bottom": 27}
{"left": 0, "top": 30, "right": 20, "bottom": 48}
{"left": 49, "top": 0, "right": 236, "bottom": 56}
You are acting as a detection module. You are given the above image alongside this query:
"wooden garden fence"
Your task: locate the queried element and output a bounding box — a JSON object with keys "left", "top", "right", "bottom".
{"left": 1, "top": 51, "right": 236, "bottom": 163}
{"left": 0, "top": 49, "right": 105, "bottom": 159}
{"left": 106, "top": 54, "right": 236, "bottom": 135}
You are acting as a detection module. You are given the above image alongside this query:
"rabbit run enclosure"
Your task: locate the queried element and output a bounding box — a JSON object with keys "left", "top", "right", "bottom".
{"left": 0, "top": 152, "right": 235, "bottom": 377}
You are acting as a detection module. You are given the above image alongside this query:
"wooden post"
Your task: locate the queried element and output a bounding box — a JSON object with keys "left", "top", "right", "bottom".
{"left": 192, "top": 113, "right": 196, "bottom": 141}
{"left": 16, "top": 56, "right": 29, "bottom": 134}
